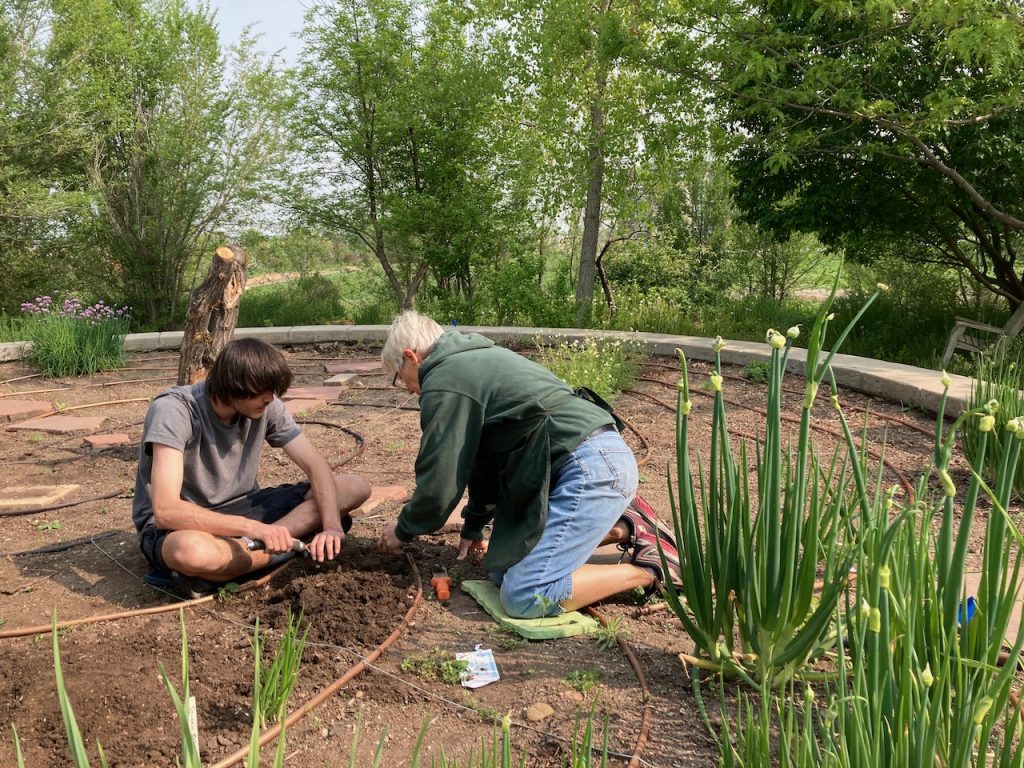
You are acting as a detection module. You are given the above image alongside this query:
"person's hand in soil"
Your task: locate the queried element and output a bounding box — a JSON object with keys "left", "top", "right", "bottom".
{"left": 456, "top": 538, "right": 487, "bottom": 562}
{"left": 308, "top": 526, "right": 345, "bottom": 562}
{"left": 379, "top": 522, "right": 405, "bottom": 555}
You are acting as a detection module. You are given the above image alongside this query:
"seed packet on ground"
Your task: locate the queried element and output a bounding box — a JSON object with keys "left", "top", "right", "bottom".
{"left": 456, "top": 646, "right": 500, "bottom": 689}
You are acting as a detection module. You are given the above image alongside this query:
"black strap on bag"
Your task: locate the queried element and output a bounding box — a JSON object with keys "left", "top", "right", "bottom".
{"left": 573, "top": 386, "right": 625, "bottom": 433}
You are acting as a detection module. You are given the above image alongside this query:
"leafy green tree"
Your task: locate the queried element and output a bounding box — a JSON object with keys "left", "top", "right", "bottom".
{"left": 488, "top": 0, "right": 702, "bottom": 324}
{"left": 710, "top": 0, "right": 1024, "bottom": 308}
{"left": 0, "top": 0, "right": 85, "bottom": 311}
{"left": 46, "top": 0, "right": 288, "bottom": 327}
{"left": 291, "top": 0, "right": 520, "bottom": 310}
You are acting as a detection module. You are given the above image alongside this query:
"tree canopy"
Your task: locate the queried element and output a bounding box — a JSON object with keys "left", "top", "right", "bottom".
{"left": 710, "top": 0, "right": 1024, "bottom": 306}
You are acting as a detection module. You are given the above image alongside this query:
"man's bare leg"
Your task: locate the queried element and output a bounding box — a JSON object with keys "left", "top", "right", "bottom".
{"left": 163, "top": 473, "right": 371, "bottom": 580}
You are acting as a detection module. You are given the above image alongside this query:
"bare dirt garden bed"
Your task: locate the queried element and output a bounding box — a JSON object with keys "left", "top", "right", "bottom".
{"left": 0, "top": 341, "right": 955, "bottom": 767}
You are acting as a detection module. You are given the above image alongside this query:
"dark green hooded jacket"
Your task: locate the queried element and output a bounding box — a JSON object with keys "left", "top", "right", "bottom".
{"left": 395, "top": 331, "right": 613, "bottom": 571}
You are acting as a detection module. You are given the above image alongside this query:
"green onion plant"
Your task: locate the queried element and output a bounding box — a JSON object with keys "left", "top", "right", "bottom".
{"left": 251, "top": 611, "right": 308, "bottom": 729}
{"left": 699, "top": 280, "right": 1024, "bottom": 765}
{"left": 664, "top": 272, "right": 882, "bottom": 686}
{"left": 157, "top": 609, "right": 201, "bottom": 768}
{"left": 963, "top": 343, "right": 1024, "bottom": 496}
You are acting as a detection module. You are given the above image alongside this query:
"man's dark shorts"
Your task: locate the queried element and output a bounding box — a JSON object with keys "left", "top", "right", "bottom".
{"left": 138, "top": 482, "right": 311, "bottom": 572}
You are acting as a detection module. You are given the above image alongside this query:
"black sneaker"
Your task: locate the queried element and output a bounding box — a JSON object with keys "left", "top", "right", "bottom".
{"left": 171, "top": 571, "right": 221, "bottom": 599}
{"left": 142, "top": 568, "right": 176, "bottom": 589}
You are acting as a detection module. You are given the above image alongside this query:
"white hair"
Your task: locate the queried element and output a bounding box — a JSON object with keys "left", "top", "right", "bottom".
{"left": 381, "top": 310, "right": 445, "bottom": 374}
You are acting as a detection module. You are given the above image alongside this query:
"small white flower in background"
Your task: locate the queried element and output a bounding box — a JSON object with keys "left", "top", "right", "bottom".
{"left": 712, "top": 335, "right": 725, "bottom": 353}
{"left": 787, "top": 325, "right": 800, "bottom": 339}
{"left": 877, "top": 282, "right": 890, "bottom": 292}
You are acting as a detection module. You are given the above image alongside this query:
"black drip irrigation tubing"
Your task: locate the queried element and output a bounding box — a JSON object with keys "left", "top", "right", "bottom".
{"left": 295, "top": 419, "right": 366, "bottom": 469}
{"left": 0, "top": 419, "right": 365, "bottom": 519}
{"left": 0, "top": 489, "right": 125, "bottom": 519}
{"left": 3, "top": 529, "right": 121, "bottom": 557}
{"left": 622, "top": 378, "right": 915, "bottom": 497}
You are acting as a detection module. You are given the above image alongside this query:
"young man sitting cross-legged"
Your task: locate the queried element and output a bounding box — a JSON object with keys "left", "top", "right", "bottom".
{"left": 133, "top": 338, "right": 370, "bottom": 597}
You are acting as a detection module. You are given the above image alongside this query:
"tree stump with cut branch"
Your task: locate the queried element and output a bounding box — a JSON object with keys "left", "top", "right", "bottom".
{"left": 177, "top": 245, "right": 249, "bottom": 385}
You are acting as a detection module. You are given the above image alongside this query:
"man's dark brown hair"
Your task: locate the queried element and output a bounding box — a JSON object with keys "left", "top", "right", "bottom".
{"left": 206, "top": 339, "right": 293, "bottom": 402}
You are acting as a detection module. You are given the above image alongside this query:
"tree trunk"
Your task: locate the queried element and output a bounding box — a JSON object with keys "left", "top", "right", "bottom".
{"left": 573, "top": 27, "right": 610, "bottom": 327}
{"left": 177, "top": 245, "right": 248, "bottom": 385}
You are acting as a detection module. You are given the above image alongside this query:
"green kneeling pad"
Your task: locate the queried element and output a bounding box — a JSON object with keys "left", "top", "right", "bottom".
{"left": 460, "top": 579, "right": 599, "bottom": 640}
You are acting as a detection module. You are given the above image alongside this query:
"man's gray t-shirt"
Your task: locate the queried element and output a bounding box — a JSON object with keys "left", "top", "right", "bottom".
{"left": 131, "top": 382, "right": 301, "bottom": 534}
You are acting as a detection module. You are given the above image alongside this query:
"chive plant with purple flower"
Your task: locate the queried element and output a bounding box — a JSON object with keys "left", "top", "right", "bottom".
{"left": 20, "top": 294, "right": 131, "bottom": 376}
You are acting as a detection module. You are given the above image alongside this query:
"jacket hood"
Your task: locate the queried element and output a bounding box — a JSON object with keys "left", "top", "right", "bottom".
{"left": 419, "top": 330, "right": 494, "bottom": 380}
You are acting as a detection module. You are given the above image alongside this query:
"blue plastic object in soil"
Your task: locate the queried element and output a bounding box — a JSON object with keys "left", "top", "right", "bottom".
{"left": 958, "top": 596, "right": 978, "bottom": 626}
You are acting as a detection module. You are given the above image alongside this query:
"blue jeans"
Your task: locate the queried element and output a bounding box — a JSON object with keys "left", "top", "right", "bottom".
{"left": 490, "top": 430, "right": 638, "bottom": 618}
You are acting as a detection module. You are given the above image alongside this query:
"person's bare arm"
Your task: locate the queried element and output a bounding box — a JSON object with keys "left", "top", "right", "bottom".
{"left": 149, "top": 443, "right": 292, "bottom": 552}
{"left": 283, "top": 433, "right": 343, "bottom": 560}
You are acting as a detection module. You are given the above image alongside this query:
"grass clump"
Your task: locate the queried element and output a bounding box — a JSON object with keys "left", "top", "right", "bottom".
{"left": 400, "top": 648, "right": 468, "bottom": 685}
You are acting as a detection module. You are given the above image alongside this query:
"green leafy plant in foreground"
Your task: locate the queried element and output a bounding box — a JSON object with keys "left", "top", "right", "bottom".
{"left": 563, "top": 668, "right": 601, "bottom": 695}
{"left": 721, "top": 393, "right": 1024, "bottom": 766}
{"left": 665, "top": 272, "right": 883, "bottom": 686}
{"left": 158, "top": 610, "right": 201, "bottom": 768}
{"left": 964, "top": 344, "right": 1024, "bottom": 496}
{"left": 251, "top": 611, "right": 308, "bottom": 728}
{"left": 49, "top": 613, "right": 110, "bottom": 767}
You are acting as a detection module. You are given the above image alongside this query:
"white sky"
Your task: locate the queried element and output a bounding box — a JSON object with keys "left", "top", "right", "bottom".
{"left": 205, "top": 0, "right": 310, "bottom": 64}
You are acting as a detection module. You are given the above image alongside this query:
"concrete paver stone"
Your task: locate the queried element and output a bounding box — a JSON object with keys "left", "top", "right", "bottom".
{"left": 0, "top": 484, "right": 80, "bottom": 508}
{"left": 85, "top": 434, "right": 131, "bottom": 449}
{"left": 281, "top": 387, "right": 345, "bottom": 402}
{"left": 324, "top": 373, "right": 358, "bottom": 386}
{"left": 10, "top": 414, "right": 107, "bottom": 433}
{"left": 357, "top": 485, "right": 409, "bottom": 516}
{"left": 325, "top": 361, "right": 383, "bottom": 374}
{"left": 285, "top": 399, "right": 327, "bottom": 417}
{"left": 0, "top": 400, "right": 52, "bottom": 422}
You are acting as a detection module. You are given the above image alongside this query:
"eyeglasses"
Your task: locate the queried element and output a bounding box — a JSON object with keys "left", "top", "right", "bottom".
{"left": 392, "top": 358, "right": 404, "bottom": 387}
